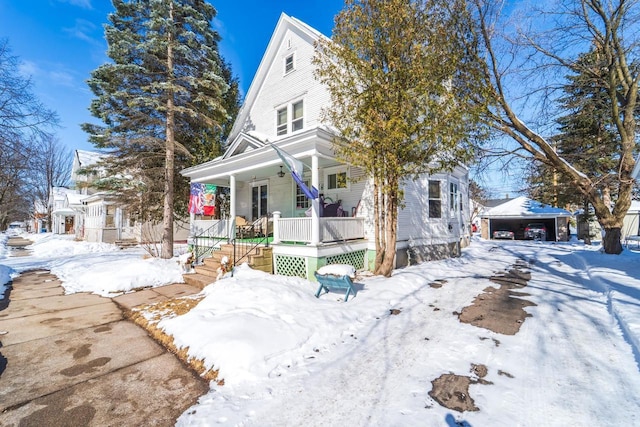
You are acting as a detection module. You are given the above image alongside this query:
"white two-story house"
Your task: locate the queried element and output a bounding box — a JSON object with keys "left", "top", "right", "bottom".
{"left": 181, "top": 13, "right": 471, "bottom": 279}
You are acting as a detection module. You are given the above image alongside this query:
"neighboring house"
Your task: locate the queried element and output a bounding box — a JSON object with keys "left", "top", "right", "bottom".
{"left": 181, "top": 13, "right": 471, "bottom": 280}
{"left": 32, "top": 199, "right": 48, "bottom": 233}
{"left": 481, "top": 196, "right": 572, "bottom": 241}
{"left": 470, "top": 198, "right": 513, "bottom": 232}
{"left": 622, "top": 200, "right": 640, "bottom": 241}
{"left": 50, "top": 186, "right": 80, "bottom": 235}
{"left": 70, "top": 149, "right": 190, "bottom": 244}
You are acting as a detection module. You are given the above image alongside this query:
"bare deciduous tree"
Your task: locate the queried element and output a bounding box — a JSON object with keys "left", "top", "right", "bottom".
{"left": 473, "top": 0, "right": 639, "bottom": 253}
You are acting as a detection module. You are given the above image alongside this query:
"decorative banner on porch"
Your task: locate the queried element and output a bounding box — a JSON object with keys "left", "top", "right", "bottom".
{"left": 189, "top": 183, "right": 217, "bottom": 215}
{"left": 270, "top": 143, "right": 319, "bottom": 200}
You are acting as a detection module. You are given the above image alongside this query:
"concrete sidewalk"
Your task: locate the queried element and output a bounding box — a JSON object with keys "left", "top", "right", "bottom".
{"left": 0, "top": 270, "right": 208, "bottom": 426}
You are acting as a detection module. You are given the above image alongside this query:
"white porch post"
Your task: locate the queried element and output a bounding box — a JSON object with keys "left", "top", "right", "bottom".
{"left": 272, "top": 211, "right": 281, "bottom": 244}
{"left": 229, "top": 174, "right": 237, "bottom": 239}
{"left": 311, "top": 155, "right": 320, "bottom": 245}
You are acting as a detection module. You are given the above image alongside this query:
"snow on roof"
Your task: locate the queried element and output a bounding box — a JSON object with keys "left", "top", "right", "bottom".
{"left": 482, "top": 196, "right": 572, "bottom": 218}
{"left": 75, "top": 149, "right": 109, "bottom": 167}
{"left": 66, "top": 193, "right": 87, "bottom": 206}
{"left": 51, "top": 187, "right": 78, "bottom": 201}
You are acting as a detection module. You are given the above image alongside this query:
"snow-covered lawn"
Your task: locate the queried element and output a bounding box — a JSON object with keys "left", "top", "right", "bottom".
{"left": 2, "top": 232, "right": 640, "bottom": 426}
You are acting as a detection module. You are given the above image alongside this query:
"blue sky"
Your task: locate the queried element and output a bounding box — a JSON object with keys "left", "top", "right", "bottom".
{"left": 0, "top": 0, "right": 344, "bottom": 152}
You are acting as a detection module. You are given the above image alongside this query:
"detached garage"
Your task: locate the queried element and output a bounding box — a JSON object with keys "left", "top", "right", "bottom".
{"left": 481, "top": 196, "right": 572, "bottom": 241}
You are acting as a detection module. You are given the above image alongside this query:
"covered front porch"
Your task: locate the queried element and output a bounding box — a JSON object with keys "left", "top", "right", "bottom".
{"left": 182, "top": 128, "right": 371, "bottom": 279}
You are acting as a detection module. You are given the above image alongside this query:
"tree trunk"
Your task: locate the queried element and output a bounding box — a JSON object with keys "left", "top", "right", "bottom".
{"left": 161, "top": 6, "right": 175, "bottom": 260}
{"left": 376, "top": 176, "right": 398, "bottom": 277}
{"left": 373, "top": 178, "right": 385, "bottom": 272}
{"left": 602, "top": 228, "right": 622, "bottom": 254}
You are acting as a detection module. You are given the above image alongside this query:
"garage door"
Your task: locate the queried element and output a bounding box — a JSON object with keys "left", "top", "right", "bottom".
{"left": 489, "top": 218, "right": 557, "bottom": 241}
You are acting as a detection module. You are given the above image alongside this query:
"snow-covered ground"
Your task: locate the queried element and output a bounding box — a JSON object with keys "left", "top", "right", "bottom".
{"left": 2, "top": 232, "right": 640, "bottom": 426}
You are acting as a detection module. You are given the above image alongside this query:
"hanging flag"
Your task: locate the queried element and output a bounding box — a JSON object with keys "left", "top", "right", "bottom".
{"left": 188, "top": 183, "right": 217, "bottom": 215}
{"left": 270, "top": 143, "right": 319, "bottom": 200}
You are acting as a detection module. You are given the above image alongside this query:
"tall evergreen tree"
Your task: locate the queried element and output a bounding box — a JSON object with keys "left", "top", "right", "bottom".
{"left": 83, "top": 0, "right": 233, "bottom": 258}
{"left": 314, "top": 0, "right": 489, "bottom": 276}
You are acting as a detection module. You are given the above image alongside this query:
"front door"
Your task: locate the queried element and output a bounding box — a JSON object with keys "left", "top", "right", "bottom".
{"left": 252, "top": 183, "right": 268, "bottom": 220}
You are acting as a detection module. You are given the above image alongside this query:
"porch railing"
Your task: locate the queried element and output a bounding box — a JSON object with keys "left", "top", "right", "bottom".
{"left": 190, "top": 219, "right": 231, "bottom": 263}
{"left": 276, "top": 217, "right": 364, "bottom": 244}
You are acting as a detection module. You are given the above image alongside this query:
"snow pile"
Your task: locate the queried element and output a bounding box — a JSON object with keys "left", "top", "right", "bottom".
{"left": 0, "top": 233, "right": 184, "bottom": 297}
{"left": 1, "top": 234, "right": 640, "bottom": 426}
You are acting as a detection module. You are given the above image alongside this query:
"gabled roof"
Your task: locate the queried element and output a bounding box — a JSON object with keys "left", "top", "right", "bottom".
{"left": 51, "top": 186, "right": 78, "bottom": 201}
{"left": 224, "top": 13, "right": 328, "bottom": 151}
{"left": 223, "top": 131, "right": 269, "bottom": 159}
{"left": 75, "top": 149, "right": 109, "bottom": 168}
{"left": 72, "top": 149, "right": 111, "bottom": 184}
{"left": 482, "top": 196, "right": 572, "bottom": 218}
{"left": 483, "top": 198, "right": 514, "bottom": 208}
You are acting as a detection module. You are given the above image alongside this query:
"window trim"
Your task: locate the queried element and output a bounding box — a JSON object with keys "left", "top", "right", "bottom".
{"left": 449, "top": 181, "right": 459, "bottom": 218}
{"left": 295, "top": 176, "right": 311, "bottom": 210}
{"left": 428, "top": 180, "right": 442, "bottom": 219}
{"left": 284, "top": 53, "right": 295, "bottom": 75}
{"left": 276, "top": 107, "right": 288, "bottom": 136}
{"left": 291, "top": 100, "right": 303, "bottom": 132}
{"left": 324, "top": 165, "right": 349, "bottom": 192}
{"left": 275, "top": 98, "right": 304, "bottom": 136}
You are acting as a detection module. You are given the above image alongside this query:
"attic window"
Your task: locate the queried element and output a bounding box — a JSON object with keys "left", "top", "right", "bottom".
{"left": 284, "top": 53, "right": 295, "bottom": 74}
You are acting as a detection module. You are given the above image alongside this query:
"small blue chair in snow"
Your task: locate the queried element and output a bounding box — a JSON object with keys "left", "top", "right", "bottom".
{"left": 314, "top": 270, "right": 357, "bottom": 302}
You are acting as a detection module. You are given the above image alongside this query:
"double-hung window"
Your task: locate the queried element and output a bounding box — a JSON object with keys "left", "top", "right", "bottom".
{"left": 277, "top": 108, "right": 288, "bottom": 135}
{"left": 296, "top": 178, "right": 310, "bottom": 209}
{"left": 429, "top": 180, "right": 441, "bottom": 218}
{"left": 284, "top": 54, "right": 295, "bottom": 74}
{"left": 449, "top": 182, "right": 459, "bottom": 218}
{"left": 275, "top": 100, "right": 304, "bottom": 136}
{"left": 292, "top": 101, "right": 303, "bottom": 131}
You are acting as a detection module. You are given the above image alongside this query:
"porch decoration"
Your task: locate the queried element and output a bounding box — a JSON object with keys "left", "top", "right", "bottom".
{"left": 270, "top": 143, "right": 318, "bottom": 200}
{"left": 314, "top": 264, "right": 357, "bottom": 302}
{"left": 188, "top": 183, "right": 217, "bottom": 216}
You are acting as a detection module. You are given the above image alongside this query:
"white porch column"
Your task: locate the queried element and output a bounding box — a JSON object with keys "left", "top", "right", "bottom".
{"left": 272, "top": 211, "right": 281, "bottom": 244}
{"left": 311, "top": 155, "right": 320, "bottom": 245}
{"left": 229, "top": 174, "right": 237, "bottom": 239}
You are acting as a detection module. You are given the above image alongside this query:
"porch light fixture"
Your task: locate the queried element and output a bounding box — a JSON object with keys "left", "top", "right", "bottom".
{"left": 277, "top": 166, "right": 285, "bottom": 178}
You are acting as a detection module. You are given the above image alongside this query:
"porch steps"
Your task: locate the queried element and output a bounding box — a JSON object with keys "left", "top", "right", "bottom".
{"left": 183, "top": 273, "right": 216, "bottom": 290}
{"left": 182, "top": 244, "right": 273, "bottom": 289}
{"left": 115, "top": 238, "right": 138, "bottom": 249}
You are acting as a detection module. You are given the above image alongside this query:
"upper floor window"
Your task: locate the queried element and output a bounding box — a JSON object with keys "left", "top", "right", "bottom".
{"left": 275, "top": 99, "right": 304, "bottom": 136}
{"left": 284, "top": 53, "right": 295, "bottom": 74}
{"left": 292, "top": 101, "right": 303, "bottom": 132}
{"left": 277, "top": 107, "right": 288, "bottom": 135}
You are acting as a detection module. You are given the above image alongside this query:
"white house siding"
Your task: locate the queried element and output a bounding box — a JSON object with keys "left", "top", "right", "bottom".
{"left": 241, "top": 27, "right": 330, "bottom": 140}
{"left": 319, "top": 166, "right": 366, "bottom": 219}
{"left": 358, "top": 166, "right": 470, "bottom": 267}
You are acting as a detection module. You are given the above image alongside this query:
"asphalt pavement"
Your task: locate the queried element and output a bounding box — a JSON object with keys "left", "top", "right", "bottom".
{"left": 0, "top": 270, "right": 208, "bottom": 427}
